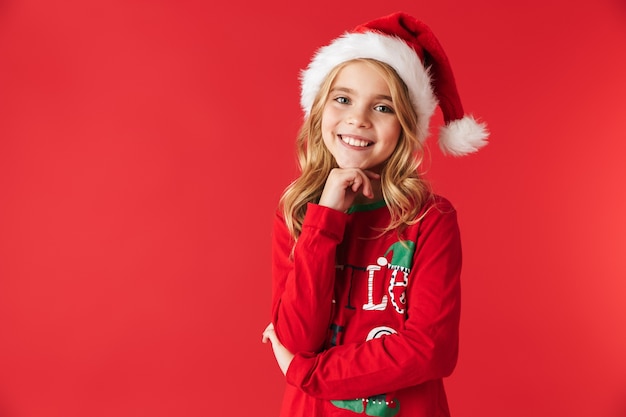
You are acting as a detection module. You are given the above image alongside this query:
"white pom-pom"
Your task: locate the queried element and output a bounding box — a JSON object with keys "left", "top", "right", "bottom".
{"left": 438, "top": 115, "right": 489, "bottom": 156}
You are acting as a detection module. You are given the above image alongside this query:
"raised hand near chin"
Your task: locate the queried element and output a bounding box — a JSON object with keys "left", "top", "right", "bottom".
{"left": 318, "top": 168, "right": 381, "bottom": 213}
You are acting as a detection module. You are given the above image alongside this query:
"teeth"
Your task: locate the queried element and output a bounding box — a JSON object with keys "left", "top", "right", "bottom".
{"left": 341, "top": 135, "right": 370, "bottom": 147}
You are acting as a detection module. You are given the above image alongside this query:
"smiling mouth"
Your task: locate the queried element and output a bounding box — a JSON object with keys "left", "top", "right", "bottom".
{"left": 339, "top": 134, "right": 373, "bottom": 148}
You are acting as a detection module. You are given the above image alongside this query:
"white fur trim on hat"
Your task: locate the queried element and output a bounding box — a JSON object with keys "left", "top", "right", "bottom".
{"left": 300, "top": 31, "right": 438, "bottom": 142}
{"left": 439, "top": 115, "right": 489, "bottom": 156}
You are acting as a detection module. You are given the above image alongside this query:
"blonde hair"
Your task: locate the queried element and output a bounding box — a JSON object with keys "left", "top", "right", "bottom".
{"left": 280, "top": 58, "right": 432, "bottom": 242}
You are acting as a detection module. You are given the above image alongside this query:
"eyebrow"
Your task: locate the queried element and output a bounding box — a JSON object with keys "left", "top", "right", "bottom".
{"left": 331, "top": 86, "right": 393, "bottom": 102}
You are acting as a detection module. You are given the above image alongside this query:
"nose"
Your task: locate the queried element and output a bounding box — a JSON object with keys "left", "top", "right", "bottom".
{"left": 346, "top": 106, "right": 371, "bottom": 128}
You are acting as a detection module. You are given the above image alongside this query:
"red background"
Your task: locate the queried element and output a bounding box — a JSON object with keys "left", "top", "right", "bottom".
{"left": 1, "top": 0, "right": 625, "bottom": 416}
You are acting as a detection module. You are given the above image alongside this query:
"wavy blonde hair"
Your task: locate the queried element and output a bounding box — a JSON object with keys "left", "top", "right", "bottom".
{"left": 280, "top": 58, "right": 432, "bottom": 242}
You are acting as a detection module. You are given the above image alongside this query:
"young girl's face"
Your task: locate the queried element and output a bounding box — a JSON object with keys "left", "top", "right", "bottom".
{"left": 321, "top": 61, "right": 402, "bottom": 171}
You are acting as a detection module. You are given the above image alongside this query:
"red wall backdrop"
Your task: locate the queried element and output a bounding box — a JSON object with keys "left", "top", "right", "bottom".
{"left": 1, "top": 0, "right": 625, "bottom": 416}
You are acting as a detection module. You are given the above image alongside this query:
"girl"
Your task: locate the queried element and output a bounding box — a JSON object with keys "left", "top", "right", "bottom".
{"left": 263, "top": 12, "right": 488, "bottom": 417}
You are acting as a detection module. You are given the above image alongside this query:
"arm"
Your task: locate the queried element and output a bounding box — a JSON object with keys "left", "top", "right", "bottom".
{"left": 271, "top": 203, "right": 348, "bottom": 354}
{"left": 262, "top": 323, "right": 294, "bottom": 375}
{"left": 271, "top": 168, "right": 378, "bottom": 354}
{"left": 284, "top": 202, "right": 462, "bottom": 399}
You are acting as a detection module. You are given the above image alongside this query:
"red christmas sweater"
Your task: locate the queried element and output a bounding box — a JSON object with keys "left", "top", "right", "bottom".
{"left": 271, "top": 195, "right": 462, "bottom": 417}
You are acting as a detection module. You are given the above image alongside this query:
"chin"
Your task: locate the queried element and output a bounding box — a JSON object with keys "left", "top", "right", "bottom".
{"left": 338, "top": 162, "right": 369, "bottom": 170}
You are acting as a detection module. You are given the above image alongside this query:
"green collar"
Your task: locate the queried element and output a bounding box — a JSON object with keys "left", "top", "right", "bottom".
{"left": 346, "top": 199, "right": 387, "bottom": 214}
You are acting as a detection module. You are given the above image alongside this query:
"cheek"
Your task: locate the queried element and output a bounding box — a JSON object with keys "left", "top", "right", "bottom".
{"left": 383, "top": 121, "right": 402, "bottom": 146}
{"left": 320, "top": 109, "right": 337, "bottom": 138}
{"left": 320, "top": 118, "right": 333, "bottom": 149}
{"left": 320, "top": 118, "right": 330, "bottom": 142}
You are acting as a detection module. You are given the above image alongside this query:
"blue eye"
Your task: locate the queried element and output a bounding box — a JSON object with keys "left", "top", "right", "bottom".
{"left": 334, "top": 96, "right": 350, "bottom": 104}
{"left": 375, "top": 105, "right": 394, "bottom": 113}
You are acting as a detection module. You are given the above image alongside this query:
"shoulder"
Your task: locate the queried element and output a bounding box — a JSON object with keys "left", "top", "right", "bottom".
{"left": 412, "top": 194, "right": 460, "bottom": 236}
{"left": 408, "top": 195, "right": 462, "bottom": 253}
{"left": 420, "top": 194, "right": 457, "bottom": 218}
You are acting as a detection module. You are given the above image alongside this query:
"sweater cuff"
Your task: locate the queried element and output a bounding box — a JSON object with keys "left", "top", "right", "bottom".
{"left": 302, "top": 203, "right": 348, "bottom": 242}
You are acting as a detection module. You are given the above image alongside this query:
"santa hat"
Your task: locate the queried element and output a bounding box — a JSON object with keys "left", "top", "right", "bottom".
{"left": 300, "top": 12, "right": 488, "bottom": 156}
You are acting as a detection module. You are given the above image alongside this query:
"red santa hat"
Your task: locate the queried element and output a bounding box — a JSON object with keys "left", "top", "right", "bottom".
{"left": 300, "top": 12, "right": 489, "bottom": 156}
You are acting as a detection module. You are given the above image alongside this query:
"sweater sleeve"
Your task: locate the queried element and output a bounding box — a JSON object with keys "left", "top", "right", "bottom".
{"left": 284, "top": 200, "right": 462, "bottom": 399}
{"left": 271, "top": 203, "right": 348, "bottom": 354}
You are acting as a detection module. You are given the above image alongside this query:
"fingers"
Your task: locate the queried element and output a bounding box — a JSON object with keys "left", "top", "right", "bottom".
{"left": 319, "top": 168, "right": 380, "bottom": 211}
{"left": 263, "top": 331, "right": 276, "bottom": 345}
{"left": 348, "top": 177, "right": 361, "bottom": 193}
{"left": 346, "top": 169, "right": 380, "bottom": 199}
{"left": 358, "top": 170, "right": 381, "bottom": 198}
{"left": 348, "top": 169, "right": 380, "bottom": 188}
{"left": 363, "top": 170, "right": 381, "bottom": 180}
{"left": 261, "top": 323, "right": 295, "bottom": 375}
{"left": 262, "top": 323, "right": 271, "bottom": 343}
{"left": 262, "top": 323, "right": 276, "bottom": 344}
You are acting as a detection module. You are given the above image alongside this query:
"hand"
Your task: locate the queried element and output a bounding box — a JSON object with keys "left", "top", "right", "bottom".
{"left": 262, "top": 323, "right": 294, "bottom": 376}
{"left": 319, "top": 168, "right": 381, "bottom": 212}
